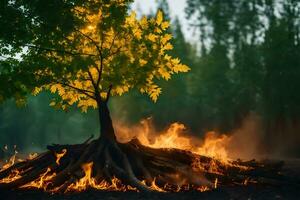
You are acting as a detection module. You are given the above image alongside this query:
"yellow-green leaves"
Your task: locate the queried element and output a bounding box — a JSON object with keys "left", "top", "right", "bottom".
{"left": 156, "top": 11, "right": 163, "bottom": 25}
{"left": 161, "top": 34, "right": 172, "bottom": 44}
{"left": 139, "top": 59, "right": 148, "bottom": 66}
{"left": 147, "top": 33, "right": 158, "bottom": 42}
{"left": 158, "top": 68, "right": 171, "bottom": 80}
{"left": 173, "top": 64, "right": 190, "bottom": 73}
{"left": 126, "top": 11, "right": 137, "bottom": 26}
{"left": 148, "top": 85, "right": 162, "bottom": 102}
{"left": 50, "top": 85, "right": 58, "bottom": 93}
{"left": 161, "top": 21, "right": 170, "bottom": 30}
{"left": 140, "top": 16, "right": 148, "bottom": 29}
{"left": 114, "top": 85, "right": 130, "bottom": 96}
{"left": 34, "top": 3, "right": 190, "bottom": 112}
{"left": 49, "top": 101, "right": 56, "bottom": 107}
{"left": 78, "top": 99, "right": 97, "bottom": 113}
{"left": 32, "top": 87, "right": 42, "bottom": 96}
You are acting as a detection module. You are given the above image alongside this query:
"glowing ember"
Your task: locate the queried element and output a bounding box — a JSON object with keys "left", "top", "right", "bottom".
{"left": 55, "top": 149, "right": 67, "bottom": 165}
{"left": 2, "top": 154, "right": 17, "bottom": 170}
{"left": 243, "top": 178, "right": 249, "bottom": 185}
{"left": 214, "top": 178, "right": 218, "bottom": 189}
{"left": 197, "top": 185, "right": 210, "bottom": 192}
{"left": 28, "top": 153, "right": 38, "bottom": 160}
{"left": 0, "top": 169, "right": 21, "bottom": 183}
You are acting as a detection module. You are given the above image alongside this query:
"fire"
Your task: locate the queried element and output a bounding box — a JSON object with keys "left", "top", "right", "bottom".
{"left": 116, "top": 119, "right": 231, "bottom": 162}
{"left": 21, "top": 168, "right": 56, "bottom": 190}
{"left": 66, "top": 162, "right": 137, "bottom": 192}
{"left": 0, "top": 169, "right": 21, "bottom": 184}
{"left": 1, "top": 154, "right": 16, "bottom": 170}
{"left": 67, "top": 162, "right": 95, "bottom": 192}
{"left": 149, "top": 178, "right": 165, "bottom": 192}
{"left": 0, "top": 119, "right": 255, "bottom": 193}
{"left": 0, "top": 145, "right": 34, "bottom": 170}
{"left": 197, "top": 185, "right": 210, "bottom": 192}
{"left": 214, "top": 178, "right": 218, "bottom": 189}
{"left": 55, "top": 149, "right": 67, "bottom": 165}
{"left": 197, "top": 132, "right": 230, "bottom": 161}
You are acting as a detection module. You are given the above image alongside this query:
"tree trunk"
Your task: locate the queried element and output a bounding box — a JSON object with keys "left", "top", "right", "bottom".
{"left": 97, "top": 100, "right": 116, "bottom": 141}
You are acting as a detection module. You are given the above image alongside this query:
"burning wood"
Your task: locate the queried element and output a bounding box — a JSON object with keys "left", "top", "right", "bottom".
{"left": 0, "top": 122, "right": 284, "bottom": 193}
{"left": 55, "top": 149, "right": 67, "bottom": 165}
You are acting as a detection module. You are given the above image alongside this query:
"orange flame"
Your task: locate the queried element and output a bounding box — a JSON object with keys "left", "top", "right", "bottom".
{"left": 55, "top": 149, "right": 67, "bottom": 165}
{"left": 66, "top": 162, "right": 137, "bottom": 192}
{"left": 2, "top": 154, "right": 17, "bottom": 170}
{"left": 116, "top": 120, "right": 231, "bottom": 162}
{"left": 21, "top": 168, "right": 56, "bottom": 190}
{"left": 149, "top": 178, "right": 165, "bottom": 192}
{"left": 214, "top": 178, "right": 218, "bottom": 189}
{"left": 0, "top": 169, "right": 22, "bottom": 183}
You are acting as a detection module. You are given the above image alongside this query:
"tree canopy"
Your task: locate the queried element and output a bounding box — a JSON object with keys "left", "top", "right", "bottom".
{"left": 0, "top": 0, "right": 189, "bottom": 112}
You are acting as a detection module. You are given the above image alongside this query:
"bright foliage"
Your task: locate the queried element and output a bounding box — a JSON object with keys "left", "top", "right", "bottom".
{"left": 16, "top": 1, "right": 190, "bottom": 111}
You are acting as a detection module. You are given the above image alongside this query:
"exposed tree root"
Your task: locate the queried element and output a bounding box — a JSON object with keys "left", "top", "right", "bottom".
{"left": 0, "top": 138, "right": 284, "bottom": 193}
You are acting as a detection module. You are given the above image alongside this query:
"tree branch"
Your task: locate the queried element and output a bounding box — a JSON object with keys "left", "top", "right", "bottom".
{"left": 74, "top": 28, "right": 102, "bottom": 58}
{"left": 25, "top": 44, "right": 97, "bottom": 57}
{"left": 106, "top": 46, "right": 124, "bottom": 58}
{"left": 106, "top": 32, "right": 119, "bottom": 59}
{"left": 95, "top": 31, "right": 120, "bottom": 88}
{"left": 56, "top": 81, "right": 96, "bottom": 100}
{"left": 87, "top": 70, "right": 98, "bottom": 91}
{"left": 96, "top": 32, "right": 105, "bottom": 87}
{"left": 105, "top": 84, "right": 113, "bottom": 103}
{"left": 74, "top": 28, "right": 105, "bottom": 89}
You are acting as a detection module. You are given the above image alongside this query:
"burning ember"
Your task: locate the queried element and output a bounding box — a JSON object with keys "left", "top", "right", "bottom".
{"left": 0, "top": 120, "right": 283, "bottom": 193}
{"left": 55, "top": 149, "right": 67, "bottom": 165}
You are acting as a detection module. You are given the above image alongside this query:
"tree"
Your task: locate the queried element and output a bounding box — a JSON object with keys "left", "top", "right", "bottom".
{"left": 185, "top": 0, "right": 236, "bottom": 132}
{"left": 0, "top": 0, "right": 192, "bottom": 192}
{"left": 1, "top": 0, "right": 189, "bottom": 137}
{"left": 261, "top": 0, "right": 300, "bottom": 154}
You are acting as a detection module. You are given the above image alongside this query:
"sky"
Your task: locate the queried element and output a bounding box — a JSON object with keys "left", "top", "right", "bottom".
{"left": 131, "top": 0, "right": 196, "bottom": 41}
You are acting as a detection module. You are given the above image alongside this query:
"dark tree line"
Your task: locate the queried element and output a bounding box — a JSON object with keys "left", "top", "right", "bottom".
{"left": 184, "top": 0, "right": 300, "bottom": 155}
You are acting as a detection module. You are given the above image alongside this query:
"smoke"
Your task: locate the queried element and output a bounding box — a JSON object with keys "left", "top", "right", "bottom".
{"left": 226, "top": 112, "right": 300, "bottom": 159}
{"left": 225, "top": 113, "right": 265, "bottom": 160}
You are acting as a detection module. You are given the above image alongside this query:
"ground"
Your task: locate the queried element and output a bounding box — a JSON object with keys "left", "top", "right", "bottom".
{"left": 1, "top": 158, "right": 300, "bottom": 200}
{"left": 1, "top": 184, "right": 300, "bottom": 200}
